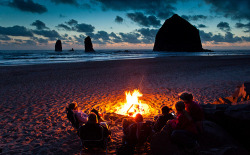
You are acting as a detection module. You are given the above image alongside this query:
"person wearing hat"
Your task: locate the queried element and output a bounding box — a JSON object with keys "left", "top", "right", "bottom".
{"left": 153, "top": 106, "right": 174, "bottom": 132}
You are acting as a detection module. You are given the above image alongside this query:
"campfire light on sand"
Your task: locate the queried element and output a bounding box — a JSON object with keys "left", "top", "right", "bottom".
{"left": 116, "top": 90, "right": 150, "bottom": 117}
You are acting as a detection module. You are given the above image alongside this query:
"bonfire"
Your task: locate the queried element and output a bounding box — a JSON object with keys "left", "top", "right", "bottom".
{"left": 116, "top": 90, "right": 150, "bottom": 117}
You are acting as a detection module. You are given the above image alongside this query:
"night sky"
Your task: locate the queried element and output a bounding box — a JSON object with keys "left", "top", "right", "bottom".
{"left": 0, "top": 0, "right": 250, "bottom": 50}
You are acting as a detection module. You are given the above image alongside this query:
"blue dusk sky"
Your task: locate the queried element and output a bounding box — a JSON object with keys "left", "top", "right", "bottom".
{"left": 0, "top": 0, "right": 250, "bottom": 50}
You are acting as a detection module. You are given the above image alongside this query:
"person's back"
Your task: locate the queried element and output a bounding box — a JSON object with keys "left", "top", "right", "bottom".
{"left": 80, "top": 123, "right": 103, "bottom": 140}
{"left": 185, "top": 101, "right": 203, "bottom": 122}
{"left": 174, "top": 110, "right": 198, "bottom": 135}
{"left": 153, "top": 106, "right": 174, "bottom": 132}
{"left": 126, "top": 114, "right": 152, "bottom": 145}
{"left": 79, "top": 113, "right": 110, "bottom": 148}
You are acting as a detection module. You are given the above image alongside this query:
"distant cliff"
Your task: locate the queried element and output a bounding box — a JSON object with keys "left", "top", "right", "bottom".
{"left": 153, "top": 14, "right": 206, "bottom": 52}
{"left": 84, "top": 36, "right": 95, "bottom": 52}
{"left": 55, "top": 40, "right": 62, "bottom": 52}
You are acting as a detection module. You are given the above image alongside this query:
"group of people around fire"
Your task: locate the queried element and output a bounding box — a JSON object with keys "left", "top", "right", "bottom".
{"left": 66, "top": 92, "right": 204, "bottom": 153}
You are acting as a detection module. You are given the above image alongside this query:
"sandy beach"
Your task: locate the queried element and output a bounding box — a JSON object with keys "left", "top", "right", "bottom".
{"left": 1, "top": 55, "right": 250, "bottom": 154}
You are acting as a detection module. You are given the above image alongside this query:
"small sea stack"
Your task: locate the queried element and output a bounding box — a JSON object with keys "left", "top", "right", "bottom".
{"left": 84, "top": 36, "right": 95, "bottom": 52}
{"left": 153, "top": 14, "right": 204, "bottom": 52}
{"left": 55, "top": 40, "right": 62, "bottom": 52}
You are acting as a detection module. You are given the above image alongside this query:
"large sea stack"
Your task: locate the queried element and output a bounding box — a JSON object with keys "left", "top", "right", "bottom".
{"left": 153, "top": 14, "right": 203, "bottom": 52}
{"left": 55, "top": 40, "right": 62, "bottom": 52}
{"left": 84, "top": 36, "right": 95, "bottom": 52}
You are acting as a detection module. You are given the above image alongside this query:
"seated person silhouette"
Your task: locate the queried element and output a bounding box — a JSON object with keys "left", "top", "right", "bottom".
{"left": 166, "top": 101, "right": 198, "bottom": 151}
{"left": 179, "top": 92, "right": 204, "bottom": 133}
{"left": 66, "top": 103, "right": 88, "bottom": 128}
{"left": 123, "top": 113, "right": 152, "bottom": 146}
{"left": 153, "top": 106, "right": 174, "bottom": 132}
{"left": 79, "top": 113, "right": 111, "bottom": 149}
{"left": 179, "top": 92, "right": 204, "bottom": 122}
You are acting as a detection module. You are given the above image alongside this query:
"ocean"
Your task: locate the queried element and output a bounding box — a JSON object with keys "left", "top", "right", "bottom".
{"left": 0, "top": 49, "right": 250, "bottom": 66}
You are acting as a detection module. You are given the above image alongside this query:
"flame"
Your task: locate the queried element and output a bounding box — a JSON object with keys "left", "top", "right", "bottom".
{"left": 116, "top": 90, "right": 149, "bottom": 117}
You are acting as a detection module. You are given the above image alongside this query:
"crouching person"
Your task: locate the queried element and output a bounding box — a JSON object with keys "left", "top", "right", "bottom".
{"left": 79, "top": 113, "right": 111, "bottom": 149}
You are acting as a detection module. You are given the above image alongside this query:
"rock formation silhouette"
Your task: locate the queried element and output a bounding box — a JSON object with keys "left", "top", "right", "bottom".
{"left": 153, "top": 14, "right": 204, "bottom": 52}
{"left": 84, "top": 36, "right": 95, "bottom": 52}
{"left": 55, "top": 40, "right": 62, "bottom": 52}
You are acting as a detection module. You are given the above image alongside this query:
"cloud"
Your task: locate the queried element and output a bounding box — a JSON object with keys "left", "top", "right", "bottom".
{"left": 181, "top": 15, "right": 207, "bottom": 21}
{"left": 235, "top": 22, "right": 250, "bottom": 32}
{"left": 32, "top": 37, "right": 49, "bottom": 44}
{"left": 217, "top": 22, "right": 231, "bottom": 32}
{"left": 51, "top": 0, "right": 78, "bottom": 6}
{"left": 242, "top": 36, "right": 250, "bottom": 41}
{"left": 204, "top": 0, "right": 250, "bottom": 20}
{"left": 85, "top": 31, "right": 146, "bottom": 44}
{"left": 93, "top": 31, "right": 110, "bottom": 41}
{"left": 83, "top": 29, "right": 157, "bottom": 44}
{"left": 198, "top": 24, "right": 207, "bottom": 28}
{"left": 0, "top": 35, "right": 12, "bottom": 41}
{"left": 33, "top": 30, "right": 61, "bottom": 40}
{"left": 119, "top": 32, "right": 141, "bottom": 43}
{"left": 59, "top": 14, "right": 66, "bottom": 18}
{"left": 199, "top": 30, "right": 213, "bottom": 41}
{"left": 115, "top": 16, "right": 123, "bottom": 23}
{"left": 37, "top": 38, "right": 49, "bottom": 44}
{"left": 25, "top": 39, "right": 37, "bottom": 45}
{"left": 57, "top": 20, "right": 94, "bottom": 33}
{"left": 92, "top": 0, "right": 176, "bottom": 20}
{"left": 8, "top": 0, "right": 47, "bottom": 14}
{"left": 66, "top": 19, "right": 78, "bottom": 26}
{"left": 74, "top": 34, "right": 86, "bottom": 44}
{"left": 56, "top": 24, "right": 72, "bottom": 31}
{"left": 13, "top": 39, "right": 37, "bottom": 45}
{"left": 0, "top": 25, "right": 33, "bottom": 37}
{"left": 127, "top": 12, "right": 161, "bottom": 27}
{"left": 199, "top": 30, "right": 242, "bottom": 43}
{"left": 85, "top": 31, "right": 111, "bottom": 44}
{"left": 31, "top": 20, "right": 49, "bottom": 30}
{"left": 156, "top": 4, "right": 176, "bottom": 19}
{"left": 110, "top": 32, "right": 122, "bottom": 43}
{"left": 137, "top": 28, "right": 158, "bottom": 43}
{"left": 74, "top": 23, "right": 95, "bottom": 33}
{"left": 224, "top": 32, "right": 242, "bottom": 43}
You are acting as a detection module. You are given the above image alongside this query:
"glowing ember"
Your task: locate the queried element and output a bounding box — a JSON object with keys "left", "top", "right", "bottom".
{"left": 116, "top": 90, "right": 149, "bottom": 117}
